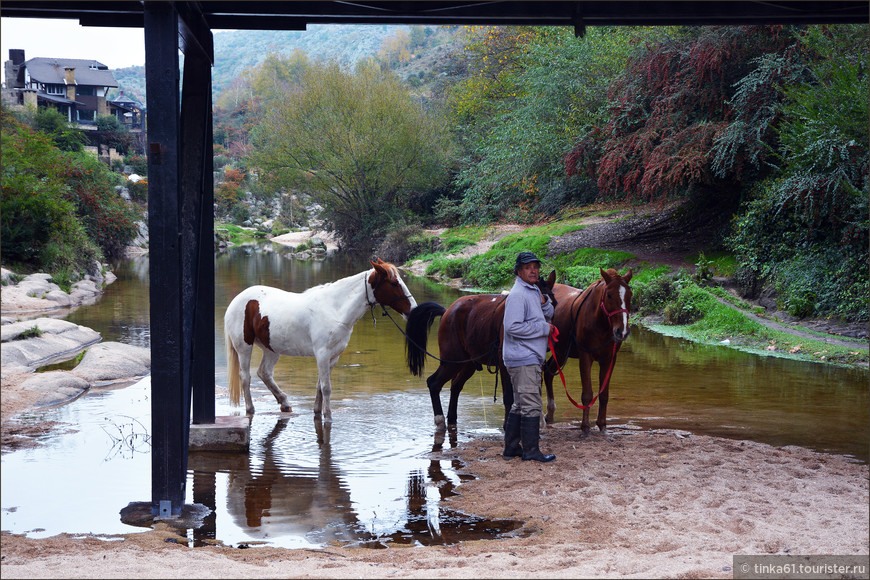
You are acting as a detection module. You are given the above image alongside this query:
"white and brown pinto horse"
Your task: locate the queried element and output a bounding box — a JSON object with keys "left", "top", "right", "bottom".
{"left": 224, "top": 259, "right": 417, "bottom": 421}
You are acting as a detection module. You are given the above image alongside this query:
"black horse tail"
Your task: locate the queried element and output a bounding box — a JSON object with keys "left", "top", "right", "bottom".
{"left": 405, "top": 301, "right": 446, "bottom": 377}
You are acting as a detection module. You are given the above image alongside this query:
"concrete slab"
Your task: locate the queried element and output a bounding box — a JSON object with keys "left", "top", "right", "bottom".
{"left": 188, "top": 415, "right": 251, "bottom": 452}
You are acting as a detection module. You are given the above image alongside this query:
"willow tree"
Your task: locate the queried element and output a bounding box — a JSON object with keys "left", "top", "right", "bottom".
{"left": 250, "top": 60, "right": 453, "bottom": 250}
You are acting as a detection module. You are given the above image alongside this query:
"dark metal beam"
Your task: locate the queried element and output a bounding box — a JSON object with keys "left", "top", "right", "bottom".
{"left": 144, "top": 0, "right": 187, "bottom": 518}
{"left": 3, "top": 1, "right": 868, "bottom": 28}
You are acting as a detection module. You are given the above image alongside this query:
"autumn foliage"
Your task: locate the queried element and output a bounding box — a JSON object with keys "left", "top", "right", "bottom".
{"left": 566, "top": 26, "right": 793, "bottom": 202}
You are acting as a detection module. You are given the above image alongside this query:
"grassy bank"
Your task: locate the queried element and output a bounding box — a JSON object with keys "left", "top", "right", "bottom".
{"left": 405, "top": 215, "right": 869, "bottom": 370}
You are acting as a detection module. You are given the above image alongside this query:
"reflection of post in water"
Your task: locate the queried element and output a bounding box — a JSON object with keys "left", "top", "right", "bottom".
{"left": 189, "top": 447, "right": 249, "bottom": 547}
{"left": 192, "top": 470, "right": 216, "bottom": 545}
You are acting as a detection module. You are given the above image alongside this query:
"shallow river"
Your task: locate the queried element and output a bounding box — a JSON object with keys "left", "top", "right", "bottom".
{"left": 2, "top": 244, "right": 866, "bottom": 548}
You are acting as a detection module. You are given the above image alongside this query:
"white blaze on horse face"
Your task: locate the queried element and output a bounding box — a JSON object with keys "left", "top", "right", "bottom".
{"left": 618, "top": 285, "right": 629, "bottom": 329}
{"left": 400, "top": 275, "right": 417, "bottom": 311}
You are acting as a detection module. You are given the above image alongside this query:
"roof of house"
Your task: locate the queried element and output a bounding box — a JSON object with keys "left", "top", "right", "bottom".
{"left": 24, "top": 57, "right": 118, "bottom": 87}
{"left": 110, "top": 92, "right": 142, "bottom": 107}
{"left": 37, "top": 92, "right": 76, "bottom": 105}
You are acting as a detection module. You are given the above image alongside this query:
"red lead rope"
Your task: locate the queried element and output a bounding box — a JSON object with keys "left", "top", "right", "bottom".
{"left": 547, "top": 297, "right": 624, "bottom": 411}
{"left": 548, "top": 334, "right": 618, "bottom": 410}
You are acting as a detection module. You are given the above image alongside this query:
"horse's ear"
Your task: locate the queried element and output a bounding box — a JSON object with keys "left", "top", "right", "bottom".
{"left": 600, "top": 268, "right": 612, "bottom": 283}
{"left": 546, "top": 270, "right": 556, "bottom": 286}
{"left": 623, "top": 268, "right": 633, "bottom": 283}
{"left": 370, "top": 259, "right": 389, "bottom": 279}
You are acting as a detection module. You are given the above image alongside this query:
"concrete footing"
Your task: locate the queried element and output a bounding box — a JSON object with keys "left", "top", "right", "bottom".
{"left": 188, "top": 415, "right": 251, "bottom": 452}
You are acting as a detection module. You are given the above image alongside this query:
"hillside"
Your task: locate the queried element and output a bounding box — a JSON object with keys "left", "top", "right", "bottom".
{"left": 111, "top": 24, "right": 416, "bottom": 102}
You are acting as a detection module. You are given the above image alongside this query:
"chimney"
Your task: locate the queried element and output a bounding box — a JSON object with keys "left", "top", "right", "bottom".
{"left": 64, "top": 66, "right": 76, "bottom": 101}
{"left": 9, "top": 49, "right": 25, "bottom": 66}
{"left": 5, "top": 49, "right": 25, "bottom": 89}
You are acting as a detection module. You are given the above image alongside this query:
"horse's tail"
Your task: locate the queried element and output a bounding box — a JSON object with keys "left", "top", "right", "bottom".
{"left": 405, "top": 301, "right": 446, "bottom": 377}
{"left": 225, "top": 323, "right": 241, "bottom": 407}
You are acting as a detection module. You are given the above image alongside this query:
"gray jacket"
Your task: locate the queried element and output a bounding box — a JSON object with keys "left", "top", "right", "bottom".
{"left": 502, "top": 277, "right": 554, "bottom": 368}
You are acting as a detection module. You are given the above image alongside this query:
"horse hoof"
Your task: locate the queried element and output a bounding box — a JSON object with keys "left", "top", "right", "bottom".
{"left": 280, "top": 405, "right": 292, "bottom": 413}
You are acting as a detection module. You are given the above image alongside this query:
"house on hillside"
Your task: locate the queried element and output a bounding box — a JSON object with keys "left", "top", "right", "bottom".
{"left": 3, "top": 48, "right": 147, "bottom": 156}
{"left": 108, "top": 90, "right": 145, "bottom": 130}
{"left": 3, "top": 49, "right": 119, "bottom": 126}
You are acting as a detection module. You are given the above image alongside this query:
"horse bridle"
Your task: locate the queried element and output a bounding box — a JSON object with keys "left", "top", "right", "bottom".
{"left": 559, "top": 279, "right": 630, "bottom": 359}
{"left": 364, "top": 269, "right": 413, "bottom": 322}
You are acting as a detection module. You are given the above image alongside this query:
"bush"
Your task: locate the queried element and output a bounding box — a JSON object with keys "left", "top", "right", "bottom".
{"left": 663, "top": 283, "right": 716, "bottom": 325}
{"left": 63, "top": 151, "right": 140, "bottom": 259}
{"left": 32, "top": 107, "right": 87, "bottom": 152}
{"left": 229, "top": 202, "right": 251, "bottom": 225}
{"left": 127, "top": 179, "right": 148, "bottom": 203}
{"left": 376, "top": 224, "right": 439, "bottom": 264}
{"left": 95, "top": 114, "right": 123, "bottom": 133}
{"left": 125, "top": 154, "right": 148, "bottom": 176}
{"left": 1, "top": 109, "right": 104, "bottom": 272}
{"left": 633, "top": 275, "right": 679, "bottom": 316}
{"left": 426, "top": 257, "right": 466, "bottom": 279}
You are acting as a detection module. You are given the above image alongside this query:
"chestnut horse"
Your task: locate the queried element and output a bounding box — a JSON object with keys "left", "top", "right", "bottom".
{"left": 543, "top": 268, "right": 633, "bottom": 435}
{"left": 224, "top": 259, "right": 417, "bottom": 421}
{"left": 405, "top": 272, "right": 557, "bottom": 431}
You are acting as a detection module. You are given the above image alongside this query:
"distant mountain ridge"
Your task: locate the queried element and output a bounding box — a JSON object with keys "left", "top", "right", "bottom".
{"left": 112, "top": 24, "right": 410, "bottom": 103}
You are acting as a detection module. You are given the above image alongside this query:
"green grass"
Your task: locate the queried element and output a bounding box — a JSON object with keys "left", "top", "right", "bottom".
{"left": 215, "top": 222, "right": 268, "bottom": 245}
{"left": 405, "top": 209, "right": 868, "bottom": 370}
{"left": 15, "top": 326, "right": 43, "bottom": 340}
{"left": 639, "top": 285, "right": 869, "bottom": 368}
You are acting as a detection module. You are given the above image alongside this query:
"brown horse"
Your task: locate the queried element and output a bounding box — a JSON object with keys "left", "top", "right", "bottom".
{"left": 543, "top": 268, "right": 633, "bottom": 435}
{"left": 405, "top": 272, "right": 557, "bottom": 431}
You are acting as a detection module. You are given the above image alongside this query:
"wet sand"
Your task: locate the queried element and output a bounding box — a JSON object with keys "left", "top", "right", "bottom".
{"left": 2, "top": 422, "right": 867, "bottom": 578}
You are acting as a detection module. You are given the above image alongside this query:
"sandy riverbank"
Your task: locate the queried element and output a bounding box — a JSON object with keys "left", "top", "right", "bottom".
{"left": 2, "top": 423, "right": 867, "bottom": 578}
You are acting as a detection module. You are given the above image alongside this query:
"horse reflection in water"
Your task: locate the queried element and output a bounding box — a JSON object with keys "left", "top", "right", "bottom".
{"left": 225, "top": 418, "right": 366, "bottom": 546}
{"left": 189, "top": 418, "right": 524, "bottom": 548}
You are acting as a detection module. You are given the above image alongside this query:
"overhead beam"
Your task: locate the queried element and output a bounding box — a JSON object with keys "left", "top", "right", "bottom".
{"left": 2, "top": 1, "right": 868, "bottom": 28}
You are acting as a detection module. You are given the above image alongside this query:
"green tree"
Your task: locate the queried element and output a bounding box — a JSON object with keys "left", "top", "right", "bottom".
{"left": 451, "top": 26, "right": 669, "bottom": 223}
{"left": 32, "top": 107, "right": 88, "bottom": 152}
{"left": 95, "top": 114, "right": 123, "bottom": 132}
{"left": 250, "top": 61, "right": 454, "bottom": 250}
{"left": 1, "top": 109, "right": 100, "bottom": 272}
{"left": 728, "top": 24, "right": 869, "bottom": 321}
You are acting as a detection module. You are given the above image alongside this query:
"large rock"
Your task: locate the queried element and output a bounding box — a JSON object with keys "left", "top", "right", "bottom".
{"left": 16, "top": 371, "right": 91, "bottom": 408}
{"left": 71, "top": 342, "right": 151, "bottom": 383}
{"left": 1, "top": 269, "right": 113, "bottom": 314}
{"left": 0, "top": 318, "right": 101, "bottom": 371}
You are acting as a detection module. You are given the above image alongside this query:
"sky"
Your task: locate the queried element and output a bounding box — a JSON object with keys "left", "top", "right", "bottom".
{"left": 1, "top": 17, "right": 146, "bottom": 70}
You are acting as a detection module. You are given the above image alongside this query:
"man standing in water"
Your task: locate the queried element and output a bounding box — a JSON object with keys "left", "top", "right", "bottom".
{"left": 501, "top": 252, "right": 557, "bottom": 463}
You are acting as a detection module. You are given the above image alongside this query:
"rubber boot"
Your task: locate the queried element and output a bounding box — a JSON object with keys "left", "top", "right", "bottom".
{"left": 502, "top": 412, "right": 523, "bottom": 460}
{"left": 521, "top": 416, "right": 555, "bottom": 462}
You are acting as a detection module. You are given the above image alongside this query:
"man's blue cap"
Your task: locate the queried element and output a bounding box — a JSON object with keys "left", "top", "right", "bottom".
{"left": 515, "top": 251, "right": 541, "bottom": 273}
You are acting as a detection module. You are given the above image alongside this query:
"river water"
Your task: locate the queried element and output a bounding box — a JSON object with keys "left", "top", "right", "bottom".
{"left": 2, "top": 243, "right": 867, "bottom": 548}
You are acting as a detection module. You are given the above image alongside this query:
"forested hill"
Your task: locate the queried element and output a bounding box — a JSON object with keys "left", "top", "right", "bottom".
{"left": 111, "top": 24, "right": 411, "bottom": 102}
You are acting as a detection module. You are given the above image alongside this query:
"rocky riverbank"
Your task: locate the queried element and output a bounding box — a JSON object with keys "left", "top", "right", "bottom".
{"left": 1, "top": 267, "right": 151, "bottom": 451}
